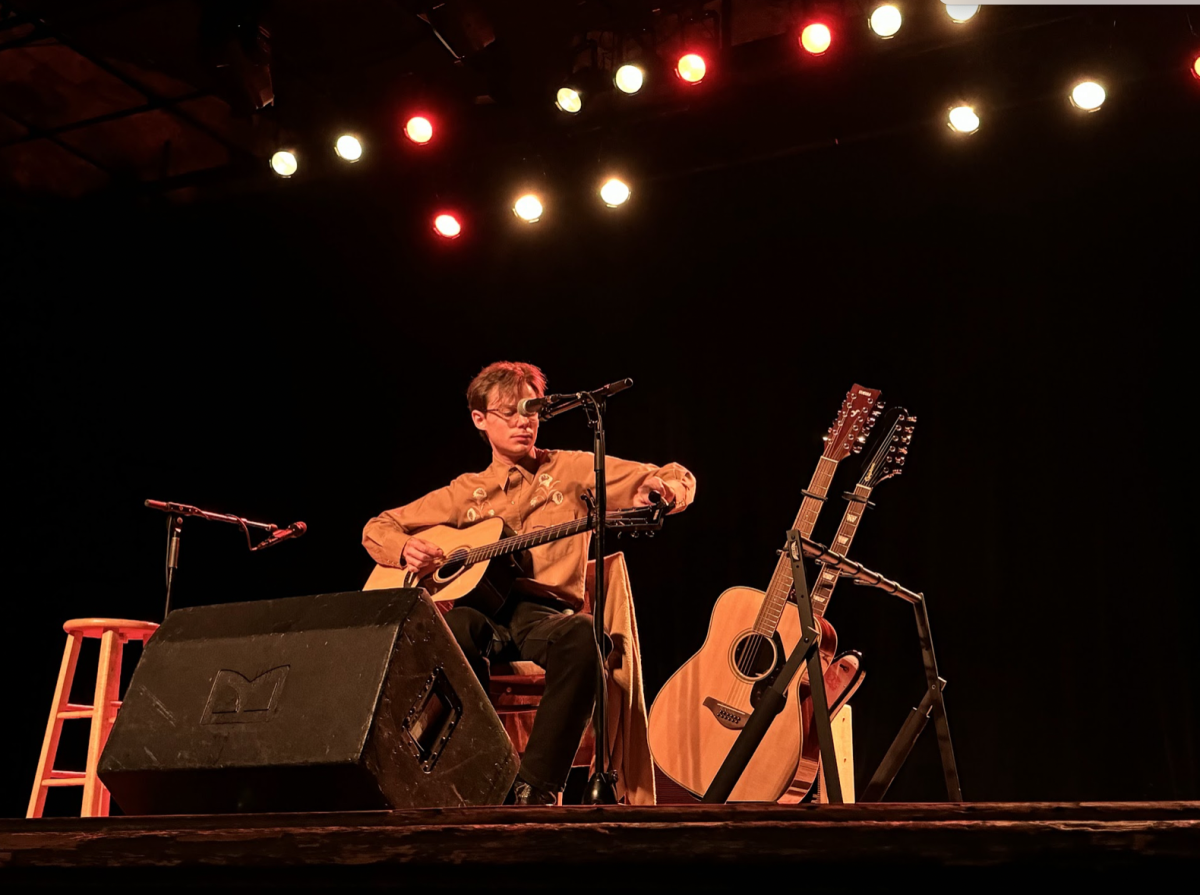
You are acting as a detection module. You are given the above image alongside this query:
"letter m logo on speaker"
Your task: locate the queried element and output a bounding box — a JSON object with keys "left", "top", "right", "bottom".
{"left": 201, "top": 666, "right": 289, "bottom": 725}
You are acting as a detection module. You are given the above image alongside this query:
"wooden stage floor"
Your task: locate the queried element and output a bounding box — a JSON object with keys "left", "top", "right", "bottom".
{"left": 3, "top": 802, "right": 1198, "bottom": 888}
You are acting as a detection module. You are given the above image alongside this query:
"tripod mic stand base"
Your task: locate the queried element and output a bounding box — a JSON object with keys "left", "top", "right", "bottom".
{"left": 580, "top": 771, "right": 618, "bottom": 805}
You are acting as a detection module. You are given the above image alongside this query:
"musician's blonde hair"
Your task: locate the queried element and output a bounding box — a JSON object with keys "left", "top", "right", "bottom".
{"left": 467, "top": 361, "right": 547, "bottom": 416}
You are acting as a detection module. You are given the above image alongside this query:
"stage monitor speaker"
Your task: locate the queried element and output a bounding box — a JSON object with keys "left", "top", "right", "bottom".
{"left": 98, "top": 588, "right": 519, "bottom": 814}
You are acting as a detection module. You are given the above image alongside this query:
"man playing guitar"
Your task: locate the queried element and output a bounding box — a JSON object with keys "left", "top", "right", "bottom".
{"left": 362, "top": 361, "right": 696, "bottom": 805}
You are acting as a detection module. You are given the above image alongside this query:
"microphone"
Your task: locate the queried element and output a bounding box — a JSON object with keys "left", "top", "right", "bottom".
{"left": 517, "top": 379, "right": 634, "bottom": 420}
{"left": 251, "top": 521, "right": 307, "bottom": 552}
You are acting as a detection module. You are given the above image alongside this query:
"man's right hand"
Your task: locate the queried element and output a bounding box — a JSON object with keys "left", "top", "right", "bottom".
{"left": 401, "top": 537, "right": 444, "bottom": 578}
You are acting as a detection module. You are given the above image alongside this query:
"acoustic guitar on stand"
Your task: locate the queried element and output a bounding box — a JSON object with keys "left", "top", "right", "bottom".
{"left": 362, "top": 497, "right": 672, "bottom": 616}
{"left": 647, "top": 385, "right": 882, "bottom": 802}
{"left": 779, "top": 406, "right": 917, "bottom": 803}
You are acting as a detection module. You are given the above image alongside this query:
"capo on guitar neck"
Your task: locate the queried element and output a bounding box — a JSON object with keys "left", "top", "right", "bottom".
{"left": 801, "top": 489, "right": 827, "bottom": 502}
{"left": 841, "top": 491, "right": 876, "bottom": 508}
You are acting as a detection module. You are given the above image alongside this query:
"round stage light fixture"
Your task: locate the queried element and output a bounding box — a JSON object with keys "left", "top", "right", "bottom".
{"left": 869, "top": 5, "right": 902, "bottom": 39}
{"left": 948, "top": 105, "right": 980, "bottom": 134}
{"left": 676, "top": 53, "right": 707, "bottom": 84}
{"left": 1192, "top": 54, "right": 1199, "bottom": 80}
{"left": 800, "top": 24, "right": 832, "bottom": 56}
{"left": 405, "top": 116, "right": 434, "bottom": 144}
{"left": 556, "top": 87, "right": 582, "bottom": 113}
{"left": 335, "top": 134, "right": 363, "bottom": 162}
{"left": 600, "top": 178, "right": 631, "bottom": 207}
{"left": 433, "top": 214, "right": 461, "bottom": 239}
{"left": 1070, "top": 81, "right": 1106, "bottom": 112}
{"left": 614, "top": 64, "right": 645, "bottom": 95}
{"left": 270, "top": 150, "right": 297, "bottom": 177}
{"left": 513, "top": 194, "right": 544, "bottom": 223}
{"left": 945, "top": 5, "right": 979, "bottom": 23}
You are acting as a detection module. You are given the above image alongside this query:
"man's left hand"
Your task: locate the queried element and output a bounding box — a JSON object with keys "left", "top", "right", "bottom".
{"left": 634, "top": 475, "right": 672, "bottom": 507}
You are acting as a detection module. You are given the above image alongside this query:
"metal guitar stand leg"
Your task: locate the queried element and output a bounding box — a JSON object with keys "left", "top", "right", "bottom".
{"left": 701, "top": 529, "right": 844, "bottom": 804}
{"left": 860, "top": 593, "right": 962, "bottom": 801}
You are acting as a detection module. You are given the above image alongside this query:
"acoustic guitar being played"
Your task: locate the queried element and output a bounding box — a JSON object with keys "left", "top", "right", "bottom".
{"left": 647, "top": 385, "right": 882, "bottom": 802}
{"left": 363, "top": 498, "right": 672, "bottom": 615}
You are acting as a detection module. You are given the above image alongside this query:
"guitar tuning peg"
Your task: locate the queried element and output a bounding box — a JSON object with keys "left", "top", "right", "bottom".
{"left": 856, "top": 434, "right": 868, "bottom": 443}
{"left": 852, "top": 445, "right": 863, "bottom": 454}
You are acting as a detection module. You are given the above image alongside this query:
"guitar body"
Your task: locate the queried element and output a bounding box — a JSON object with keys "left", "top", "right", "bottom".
{"left": 649, "top": 586, "right": 825, "bottom": 802}
{"left": 779, "top": 647, "right": 866, "bottom": 803}
{"left": 362, "top": 517, "right": 526, "bottom": 616}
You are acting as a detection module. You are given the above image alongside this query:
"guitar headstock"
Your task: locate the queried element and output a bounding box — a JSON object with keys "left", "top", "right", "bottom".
{"left": 822, "top": 384, "right": 883, "bottom": 462}
{"left": 858, "top": 406, "right": 917, "bottom": 488}
{"left": 603, "top": 495, "right": 675, "bottom": 533}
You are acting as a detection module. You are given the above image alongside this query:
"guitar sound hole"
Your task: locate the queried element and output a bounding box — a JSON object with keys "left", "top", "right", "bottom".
{"left": 732, "top": 634, "right": 777, "bottom": 682}
{"left": 433, "top": 550, "right": 469, "bottom": 583}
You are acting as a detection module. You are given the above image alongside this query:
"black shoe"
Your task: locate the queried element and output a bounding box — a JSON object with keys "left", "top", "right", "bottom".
{"left": 511, "top": 779, "right": 557, "bottom": 806}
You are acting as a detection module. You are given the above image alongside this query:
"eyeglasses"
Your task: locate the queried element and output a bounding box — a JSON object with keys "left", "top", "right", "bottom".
{"left": 485, "top": 406, "right": 536, "bottom": 424}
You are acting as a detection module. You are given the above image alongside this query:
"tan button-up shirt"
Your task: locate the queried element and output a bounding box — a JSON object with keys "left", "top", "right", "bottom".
{"left": 362, "top": 449, "right": 696, "bottom": 610}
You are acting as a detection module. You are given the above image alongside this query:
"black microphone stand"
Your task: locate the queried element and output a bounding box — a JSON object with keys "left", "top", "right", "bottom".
{"left": 144, "top": 500, "right": 280, "bottom": 620}
{"left": 580, "top": 391, "right": 617, "bottom": 804}
{"left": 535, "top": 379, "right": 633, "bottom": 805}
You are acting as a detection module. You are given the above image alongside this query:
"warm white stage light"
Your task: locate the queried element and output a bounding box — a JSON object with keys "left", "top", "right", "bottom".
{"left": 614, "top": 64, "right": 644, "bottom": 95}
{"left": 948, "top": 105, "right": 980, "bottom": 134}
{"left": 270, "top": 150, "right": 297, "bottom": 177}
{"left": 1071, "top": 81, "right": 1106, "bottom": 112}
{"left": 945, "top": 5, "right": 979, "bottom": 24}
{"left": 556, "top": 87, "right": 582, "bottom": 113}
{"left": 800, "top": 24, "right": 832, "bottom": 56}
{"left": 676, "top": 53, "right": 707, "bottom": 84}
{"left": 335, "top": 135, "right": 363, "bottom": 162}
{"left": 600, "top": 178, "right": 631, "bottom": 207}
{"left": 513, "top": 194, "right": 544, "bottom": 222}
{"left": 1191, "top": 55, "right": 1199, "bottom": 80}
{"left": 869, "top": 5, "right": 902, "bottom": 39}
{"left": 433, "top": 214, "right": 461, "bottom": 238}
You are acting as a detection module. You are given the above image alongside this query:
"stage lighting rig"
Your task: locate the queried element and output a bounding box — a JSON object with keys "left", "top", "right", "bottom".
{"left": 405, "top": 115, "right": 435, "bottom": 144}
{"left": 614, "top": 64, "right": 645, "bottom": 95}
{"left": 335, "top": 134, "right": 363, "bottom": 162}
{"left": 433, "top": 213, "right": 462, "bottom": 238}
{"left": 800, "top": 23, "right": 832, "bottom": 57}
{"left": 200, "top": 1, "right": 273, "bottom": 113}
{"left": 270, "top": 150, "right": 297, "bottom": 177}
{"left": 945, "top": 5, "right": 979, "bottom": 25}
{"left": 948, "top": 105, "right": 979, "bottom": 134}
{"left": 1070, "top": 80, "right": 1106, "bottom": 112}
{"left": 675, "top": 52, "right": 707, "bottom": 83}
{"left": 600, "top": 178, "right": 631, "bottom": 207}
{"left": 513, "top": 194, "right": 544, "bottom": 223}
{"left": 869, "top": 4, "right": 902, "bottom": 39}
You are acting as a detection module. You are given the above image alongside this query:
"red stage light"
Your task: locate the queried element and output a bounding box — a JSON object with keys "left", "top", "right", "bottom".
{"left": 433, "top": 213, "right": 461, "bottom": 238}
{"left": 1193, "top": 54, "right": 1200, "bottom": 80}
{"left": 800, "top": 24, "right": 832, "bottom": 56}
{"left": 405, "top": 116, "right": 434, "bottom": 144}
{"left": 676, "top": 53, "right": 707, "bottom": 84}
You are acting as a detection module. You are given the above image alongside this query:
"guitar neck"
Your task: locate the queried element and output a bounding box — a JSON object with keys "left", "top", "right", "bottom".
{"left": 809, "top": 481, "right": 874, "bottom": 620}
{"left": 753, "top": 455, "right": 839, "bottom": 636}
{"left": 464, "top": 516, "right": 593, "bottom": 565}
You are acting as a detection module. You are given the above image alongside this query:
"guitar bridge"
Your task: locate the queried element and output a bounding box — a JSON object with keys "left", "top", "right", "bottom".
{"left": 702, "top": 696, "right": 747, "bottom": 730}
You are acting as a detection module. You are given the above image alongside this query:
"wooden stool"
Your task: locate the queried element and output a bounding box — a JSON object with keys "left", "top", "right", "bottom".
{"left": 27, "top": 618, "right": 159, "bottom": 818}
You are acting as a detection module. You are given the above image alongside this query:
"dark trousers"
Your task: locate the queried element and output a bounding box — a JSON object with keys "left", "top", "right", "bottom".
{"left": 444, "top": 595, "right": 602, "bottom": 794}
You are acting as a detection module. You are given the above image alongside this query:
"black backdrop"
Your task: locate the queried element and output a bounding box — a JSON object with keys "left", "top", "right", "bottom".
{"left": 3, "top": 86, "right": 1196, "bottom": 815}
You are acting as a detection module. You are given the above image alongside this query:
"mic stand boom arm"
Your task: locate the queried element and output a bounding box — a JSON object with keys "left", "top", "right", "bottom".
{"left": 144, "top": 499, "right": 280, "bottom": 621}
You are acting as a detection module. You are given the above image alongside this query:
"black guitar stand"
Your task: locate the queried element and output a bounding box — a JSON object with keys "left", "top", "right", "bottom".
{"left": 701, "top": 529, "right": 961, "bottom": 804}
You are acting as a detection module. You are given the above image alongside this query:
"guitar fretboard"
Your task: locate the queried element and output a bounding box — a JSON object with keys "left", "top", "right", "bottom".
{"left": 464, "top": 517, "right": 593, "bottom": 565}
{"left": 808, "top": 481, "right": 873, "bottom": 620}
{"left": 753, "top": 455, "right": 838, "bottom": 636}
